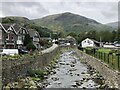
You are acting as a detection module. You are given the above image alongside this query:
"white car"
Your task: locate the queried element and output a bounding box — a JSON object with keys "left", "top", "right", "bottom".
{"left": 1, "top": 49, "right": 18, "bottom": 56}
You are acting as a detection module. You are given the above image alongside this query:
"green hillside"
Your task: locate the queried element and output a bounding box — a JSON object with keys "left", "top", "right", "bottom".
{"left": 1, "top": 16, "right": 30, "bottom": 25}
{"left": 32, "top": 12, "right": 115, "bottom": 34}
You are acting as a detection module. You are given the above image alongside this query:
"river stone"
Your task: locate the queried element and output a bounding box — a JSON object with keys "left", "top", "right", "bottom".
{"left": 81, "top": 72, "right": 86, "bottom": 74}
{"left": 55, "top": 65, "right": 59, "bottom": 68}
{"left": 83, "top": 87, "right": 86, "bottom": 89}
{"left": 44, "top": 76, "right": 48, "bottom": 79}
{"left": 29, "top": 85, "right": 37, "bottom": 88}
{"left": 29, "top": 80, "right": 36, "bottom": 86}
{"left": 51, "top": 77, "right": 59, "bottom": 81}
{"left": 71, "top": 82, "right": 77, "bottom": 87}
{"left": 76, "top": 82, "right": 81, "bottom": 86}
{"left": 59, "top": 62, "right": 66, "bottom": 65}
{"left": 70, "top": 64, "right": 75, "bottom": 67}
{"left": 55, "top": 81, "right": 61, "bottom": 85}
{"left": 66, "top": 63, "right": 70, "bottom": 65}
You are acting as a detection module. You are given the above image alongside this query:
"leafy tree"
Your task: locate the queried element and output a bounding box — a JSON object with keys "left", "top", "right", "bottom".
{"left": 67, "top": 32, "right": 77, "bottom": 38}
{"left": 51, "top": 33, "right": 59, "bottom": 40}
{"left": 23, "top": 34, "right": 32, "bottom": 46}
{"left": 116, "top": 29, "right": 120, "bottom": 41}
{"left": 2, "top": 18, "right": 15, "bottom": 23}
{"left": 26, "top": 43, "right": 36, "bottom": 51}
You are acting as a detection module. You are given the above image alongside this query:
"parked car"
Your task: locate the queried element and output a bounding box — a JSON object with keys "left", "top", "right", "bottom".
{"left": 114, "top": 41, "right": 120, "bottom": 47}
{"left": 1, "top": 49, "right": 19, "bottom": 56}
{"left": 18, "top": 49, "right": 28, "bottom": 54}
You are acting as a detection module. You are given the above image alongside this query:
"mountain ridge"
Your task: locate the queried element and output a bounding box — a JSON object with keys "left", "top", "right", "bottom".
{"left": 1, "top": 12, "right": 115, "bottom": 34}
{"left": 32, "top": 12, "right": 115, "bottom": 34}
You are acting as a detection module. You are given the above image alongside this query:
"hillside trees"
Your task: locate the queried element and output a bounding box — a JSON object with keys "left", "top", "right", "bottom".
{"left": 77, "top": 30, "right": 118, "bottom": 43}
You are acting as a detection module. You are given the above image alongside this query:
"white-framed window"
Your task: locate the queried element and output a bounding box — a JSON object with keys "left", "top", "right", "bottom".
{"left": 6, "top": 34, "right": 9, "bottom": 40}
{"left": 18, "top": 36, "right": 22, "bottom": 40}
{"left": 23, "top": 30, "right": 25, "bottom": 34}
{"left": 35, "top": 32, "right": 38, "bottom": 36}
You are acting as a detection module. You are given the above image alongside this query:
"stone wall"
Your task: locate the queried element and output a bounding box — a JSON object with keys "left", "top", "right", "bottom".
{"left": 76, "top": 50, "right": 120, "bottom": 88}
{"left": 2, "top": 44, "right": 60, "bottom": 85}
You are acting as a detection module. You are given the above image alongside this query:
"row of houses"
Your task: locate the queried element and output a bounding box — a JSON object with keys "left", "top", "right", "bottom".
{"left": 0, "top": 23, "right": 40, "bottom": 49}
{"left": 58, "top": 36, "right": 77, "bottom": 46}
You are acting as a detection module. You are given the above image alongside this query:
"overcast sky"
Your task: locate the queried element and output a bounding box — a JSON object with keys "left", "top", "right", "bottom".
{"left": 0, "top": 0, "right": 119, "bottom": 24}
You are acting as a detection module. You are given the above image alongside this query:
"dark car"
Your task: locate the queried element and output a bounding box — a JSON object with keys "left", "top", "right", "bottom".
{"left": 18, "top": 49, "right": 28, "bottom": 54}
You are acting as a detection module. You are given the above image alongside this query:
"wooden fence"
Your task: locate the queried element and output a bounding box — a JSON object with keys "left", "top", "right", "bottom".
{"left": 84, "top": 48, "right": 120, "bottom": 71}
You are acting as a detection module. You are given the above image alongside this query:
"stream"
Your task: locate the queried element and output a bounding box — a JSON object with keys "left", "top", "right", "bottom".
{"left": 44, "top": 50, "right": 107, "bottom": 88}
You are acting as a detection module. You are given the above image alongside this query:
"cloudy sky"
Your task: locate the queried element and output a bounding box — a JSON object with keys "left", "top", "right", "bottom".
{"left": 0, "top": 0, "right": 119, "bottom": 24}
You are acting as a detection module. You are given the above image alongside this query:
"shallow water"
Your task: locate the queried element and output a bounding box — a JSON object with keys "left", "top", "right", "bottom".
{"left": 45, "top": 50, "right": 101, "bottom": 88}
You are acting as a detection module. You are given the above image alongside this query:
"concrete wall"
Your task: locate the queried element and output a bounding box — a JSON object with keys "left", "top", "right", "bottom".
{"left": 2, "top": 44, "right": 60, "bottom": 85}
{"left": 76, "top": 50, "right": 120, "bottom": 88}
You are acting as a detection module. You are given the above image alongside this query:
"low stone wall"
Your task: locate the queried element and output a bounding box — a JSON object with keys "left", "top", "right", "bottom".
{"left": 76, "top": 50, "right": 120, "bottom": 88}
{"left": 2, "top": 44, "right": 60, "bottom": 85}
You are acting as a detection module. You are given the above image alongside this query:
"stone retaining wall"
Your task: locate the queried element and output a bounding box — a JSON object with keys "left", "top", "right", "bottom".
{"left": 2, "top": 44, "right": 60, "bottom": 85}
{"left": 76, "top": 50, "right": 120, "bottom": 89}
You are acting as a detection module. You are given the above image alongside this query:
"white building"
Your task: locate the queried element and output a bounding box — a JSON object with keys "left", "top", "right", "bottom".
{"left": 81, "top": 38, "right": 100, "bottom": 48}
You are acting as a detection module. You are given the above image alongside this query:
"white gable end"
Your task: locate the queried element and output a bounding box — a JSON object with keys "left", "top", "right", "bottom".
{"left": 81, "top": 38, "right": 95, "bottom": 48}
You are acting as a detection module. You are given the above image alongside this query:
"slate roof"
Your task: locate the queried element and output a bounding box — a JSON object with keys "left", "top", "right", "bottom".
{"left": 2, "top": 23, "right": 12, "bottom": 31}
{"left": 12, "top": 24, "right": 21, "bottom": 33}
{"left": 28, "top": 29, "right": 38, "bottom": 37}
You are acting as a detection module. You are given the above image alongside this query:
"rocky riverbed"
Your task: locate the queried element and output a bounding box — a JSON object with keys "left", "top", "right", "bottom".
{"left": 43, "top": 50, "right": 109, "bottom": 89}
{"left": 3, "top": 50, "right": 110, "bottom": 89}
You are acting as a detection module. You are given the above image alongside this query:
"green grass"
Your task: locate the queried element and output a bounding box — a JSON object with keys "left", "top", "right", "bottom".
{"left": 84, "top": 48, "right": 120, "bottom": 71}
{"left": 97, "top": 48, "right": 111, "bottom": 53}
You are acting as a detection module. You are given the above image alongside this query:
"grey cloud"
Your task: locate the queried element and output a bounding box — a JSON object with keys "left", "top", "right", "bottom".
{"left": 100, "top": 2, "right": 118, "bottom": 19}
{"left": 0, "top": 1, "right": 118, "bottom": 23}
{"left": 102, "top": 11, "right": 117, "bottom": 18}
{"left": 1, "top": 2, "right": 49, "bottom": 19}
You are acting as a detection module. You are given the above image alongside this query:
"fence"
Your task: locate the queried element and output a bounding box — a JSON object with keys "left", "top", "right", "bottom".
{"left": 84, "top": 48, "right": 120, "bottom": 71}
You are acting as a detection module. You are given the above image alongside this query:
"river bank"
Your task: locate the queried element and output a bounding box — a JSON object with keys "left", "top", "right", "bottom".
{"left": 3, "top": 50, "right": 111, "bottom": 89}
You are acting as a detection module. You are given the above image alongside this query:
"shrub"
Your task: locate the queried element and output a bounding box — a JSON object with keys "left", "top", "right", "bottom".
{"left": 27, "top": 70, "right": 44, "bottom": 80}
{"left": 26, "top": 43, "right": 36, "bottom": 51}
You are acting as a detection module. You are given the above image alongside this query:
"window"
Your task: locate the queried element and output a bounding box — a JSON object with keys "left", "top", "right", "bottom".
{"left": 18, "top": 36, "right": 22, "bottom": 40}
{"left": 6, "top": 34, "right": 9, "bottom": 40}
{"left": 11, "top": 36, "right": 14, "bottom": 40}
{"left": 35, "top": 32, "right": 38, "bottom": 36}
{"left": 23, "top": 30, "right": 25, "bottom": 34}
{"left": 87, "top": 40, "right": 92, "bottom": 45}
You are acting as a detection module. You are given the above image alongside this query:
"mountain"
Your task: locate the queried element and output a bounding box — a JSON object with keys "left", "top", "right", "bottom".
{"left": 1, "top": 16, "right": 30, "bottom": 25}
{"left": 1, "top": 13, "right": 115, "bottom": 35}
{"left": 32, "top": 12, "right": 115, "bottom": 34}
{"left": 106, "top": 21, "right": 118, "bottom": 29}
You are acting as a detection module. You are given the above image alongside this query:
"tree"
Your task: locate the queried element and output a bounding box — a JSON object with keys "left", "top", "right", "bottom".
{"left": 23, "top": 34, "right": 32, "bottom": 46}
{"left": 67, "top": 32, "right": 77, "bottom": 38}
{"left": 111, "top": 30, "right": 117, "bottom": 42}
{"left": 116, "top": 29, "right": 120, "bottom": 41}
{"left": 23, "top": 34, "right": 36, "bottom": 51}
{"left": 26, "top": 43, "right": 36, "bottom": 51}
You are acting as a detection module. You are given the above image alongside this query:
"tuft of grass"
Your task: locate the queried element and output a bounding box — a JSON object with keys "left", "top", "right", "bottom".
{"left": 27, "top": 70, "right": 44, "bottom": 80}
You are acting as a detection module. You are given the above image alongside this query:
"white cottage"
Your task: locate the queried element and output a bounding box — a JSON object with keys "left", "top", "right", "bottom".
{"left": 81, "top": 38, "right": 100, "bottom": 48}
